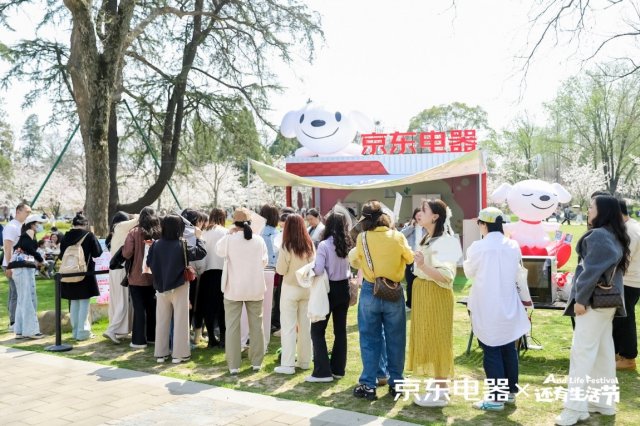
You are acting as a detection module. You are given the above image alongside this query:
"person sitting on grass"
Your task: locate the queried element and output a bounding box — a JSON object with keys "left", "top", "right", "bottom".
{"left": 36, "top": 239, "right": 55, "bottom": 279}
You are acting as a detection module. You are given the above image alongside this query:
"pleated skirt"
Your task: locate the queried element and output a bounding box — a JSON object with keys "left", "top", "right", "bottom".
{"left": 407, "top": 277, "right": 454, "bottom": 378}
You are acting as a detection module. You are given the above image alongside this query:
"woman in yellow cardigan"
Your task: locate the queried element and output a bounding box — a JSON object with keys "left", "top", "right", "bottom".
{"left": 348, "top": 200, "right": 414, "bottom": 401}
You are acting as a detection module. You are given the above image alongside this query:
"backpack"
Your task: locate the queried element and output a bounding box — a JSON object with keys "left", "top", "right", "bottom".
{"left": 59, "top": 233, "right": 89, "bottom": 283}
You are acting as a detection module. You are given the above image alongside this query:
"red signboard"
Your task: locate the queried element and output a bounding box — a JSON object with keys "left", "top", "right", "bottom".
{"left": 360, "top": 129, "right": 477, "bottom": 155}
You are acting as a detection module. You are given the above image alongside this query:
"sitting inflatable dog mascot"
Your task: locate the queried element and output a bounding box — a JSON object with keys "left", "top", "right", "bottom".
{"left": 280, "top": 103, "right": 374, "bottom": 157}
{"left": 491, "top": 179, "right": 572, "bottom": 268}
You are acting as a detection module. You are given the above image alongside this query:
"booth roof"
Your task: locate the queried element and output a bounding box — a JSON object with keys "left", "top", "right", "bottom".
{"left": 251, "top": 150, "right": 485, "bottom": 189}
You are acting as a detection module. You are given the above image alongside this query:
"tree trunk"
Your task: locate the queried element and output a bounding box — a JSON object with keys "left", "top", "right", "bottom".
{"left": 108, "top": 102, "right": 120, "bottom": 221}
{"left": 64, "top": 0, "right": 135, "bottom": 235}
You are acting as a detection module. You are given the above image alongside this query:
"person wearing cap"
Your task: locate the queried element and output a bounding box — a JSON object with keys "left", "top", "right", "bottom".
{"left": 3, "top": 202, "right": 32, "bottom": 330}
{"left": 463, "top": 207, "right": 530, "bottom": 411}
{"left": 8, "top": 213, "right": 45, "bottom": 339}
{"left": 348, "top": 200, "right": 414, "bottom": 401}
{"left": 216, "top": 208, "right": 268, "bottom": 374}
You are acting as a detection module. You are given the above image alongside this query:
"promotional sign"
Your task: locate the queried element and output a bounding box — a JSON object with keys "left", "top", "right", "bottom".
{"left": 93, "top": 239, "right": 111, "bottom": 304}
{"left": 360, "top": 129, "right": 477, "bottom": 155}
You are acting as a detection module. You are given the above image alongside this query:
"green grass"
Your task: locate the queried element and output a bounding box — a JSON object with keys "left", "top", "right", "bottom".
{"left": 0, "top": 223, "right": 638, "bottom": 425}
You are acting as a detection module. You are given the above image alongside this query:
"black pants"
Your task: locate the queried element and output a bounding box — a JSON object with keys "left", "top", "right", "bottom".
{"left": 613, "top": 286, "right": 640, "bottom": 359}
{"left": 189, "top": 278, "right": 198, "bottom": 328}
{"left": 198, "top": 269, "right": 225, "bottom": 340}
{"left": 271, "top": 273, "right": 282, "bottom": 330}
{"left": 310, "top": 279, "right": 350, "bottom": 378}
{"left": 405, "top": 263, "right": 416, "bottom": 308}
{"left": 561, "top": 218, "right": 571, "bottom": 225}
{"left": 129, "top": 285, "right": 156, "bottom": 345}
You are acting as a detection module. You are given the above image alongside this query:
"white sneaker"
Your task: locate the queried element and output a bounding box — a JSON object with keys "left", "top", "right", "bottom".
{"left": 172, "top": 357, "right": 191, "bottom": 364}
{"left": 472, "top": 400, "right": 505, "bottom": 411}
{"left": 229, "top": 369, "right": 239, "bottom": 375}
{"left": 102, "top": 331, "right": 120, "bottom": 344}
{"left": 305, "top": 375, "right": 333, "bottom": 383}
{"left": 274, "top": 366, "right": 296, "bottom": 375}
{"left": 252, "top": 365, "right": 261, "bottom": 372}
{"left": 555, "top": 409, "right": 589, "bottom": 425}
{"left": 156, "top": 356, "right": 167, "bottom": 363}
{"left": 413, "top": 391, "right": 449, "bottom": 407}
{"left": 129, "top": 343, "right": 147, "bottom": 349}
{"left": 587, "top": 404, "right": 615, "bottom": 416}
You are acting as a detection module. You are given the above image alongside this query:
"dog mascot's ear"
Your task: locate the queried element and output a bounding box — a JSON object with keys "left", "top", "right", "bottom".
{"left": 552, "top": 183, "right": 572, "bottom": 203}
{"left": 348, "top": 110, "right": 374, "bottom": 133}
{"left": 490, "top": 183, "right": 513, "bottom": 204}
{"left": 280, "top": 110, "right": 300, "bottom": 138}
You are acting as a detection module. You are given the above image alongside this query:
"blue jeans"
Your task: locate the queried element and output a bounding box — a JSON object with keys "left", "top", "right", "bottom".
{"left": 378, "top": 328, "right": 389, "bottom": 379}
{"left": 70, "top": 299, "right": 91, "bottom": 340}
{"left": 479, "top": 340, "right": 519, "bottom": 398}
{"left": 3, "top": 266, "right": 17, "bottom": 324}
{"left": 13, "top": 268, "right": 40, "bottom": 336}
{"left": 357, "top": 280, "right": 406, "bottom": 388}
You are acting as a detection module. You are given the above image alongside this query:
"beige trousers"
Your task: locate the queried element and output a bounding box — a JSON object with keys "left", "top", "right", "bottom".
{"left": 106, "top": 268, "right": 132, "bottom": 336}
{"left": 224, "top": 298, "right": 264, "bottom": 370}
{"left": 279, "top": 283, "right": 312, "bottom": 368}
{"left": 154, "top": 283, "right": 190, "bottom": 359}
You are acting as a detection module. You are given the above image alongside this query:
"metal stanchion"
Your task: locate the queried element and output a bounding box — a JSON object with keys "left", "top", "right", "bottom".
{"left": 45, "top": 273, "right": 72, "bottom": 352}
{"left": 45, "top": 269, "right": 109, "bottom": 352}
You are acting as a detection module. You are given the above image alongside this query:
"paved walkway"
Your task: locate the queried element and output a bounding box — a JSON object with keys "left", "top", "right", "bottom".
{"left": 0, "top": 346, "right": 416, "bottom": 426}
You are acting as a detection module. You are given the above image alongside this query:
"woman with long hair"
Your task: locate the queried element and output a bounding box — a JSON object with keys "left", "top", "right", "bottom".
{"left": 216, "top": 208, "right": 268, "bottom": 374}
{"left": 147, "top": 214, "right": 206, "bottom": 364}
{"left": 306, "top": 211, "right": 353, "bottom": 382}
{"left": 555, "top": 195, "right": 630, "bottom": 426}
{"left": 59, "top": 214, "right": 103, "bottom": 340}
{"left": 275, "top": 214, "right": 316, "bottom": 374}
{"left": 408, "top": 199, "right": 460, "bottom": 407}
{"left": 122, "top": 206, "right": 162, "bottom": 349}
{"left": 348, "top": 200, "right": 414, "bottom": 400}
{"left": 260, "top": 204, "right": 280, "bottom": 268}
{"left": 197, "top": 208, "right": 228, "bottom": 348}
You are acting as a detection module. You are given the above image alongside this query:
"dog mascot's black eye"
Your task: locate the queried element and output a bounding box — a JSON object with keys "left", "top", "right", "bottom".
{"left": 335, "top": 112, "right": 342, "bottom": 122}
{"left": 299, "top": 114, "right": 305, "bottom": 124}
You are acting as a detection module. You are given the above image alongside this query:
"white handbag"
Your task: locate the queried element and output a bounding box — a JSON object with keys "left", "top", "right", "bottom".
{"left": 516, "top": 261, "right": 533, "bottom": 308}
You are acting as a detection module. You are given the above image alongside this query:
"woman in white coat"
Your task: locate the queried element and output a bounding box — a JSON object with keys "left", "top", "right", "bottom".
{"left": 464, "top": 207, "right": 530, "bottom": 411}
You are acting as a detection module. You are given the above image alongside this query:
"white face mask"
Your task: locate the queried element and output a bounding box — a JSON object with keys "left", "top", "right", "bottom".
{"left": 35, "top": 224, "right": 44, "bottom": 233}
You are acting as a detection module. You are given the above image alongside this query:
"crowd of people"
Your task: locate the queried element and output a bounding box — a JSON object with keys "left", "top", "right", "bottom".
{"left": 1, "top": 192, "right": 638, "bottom": 424}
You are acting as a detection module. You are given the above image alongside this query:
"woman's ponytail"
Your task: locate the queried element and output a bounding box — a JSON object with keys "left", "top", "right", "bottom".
{"left": 234, "top": 221, "right": 253, "bottom": 240}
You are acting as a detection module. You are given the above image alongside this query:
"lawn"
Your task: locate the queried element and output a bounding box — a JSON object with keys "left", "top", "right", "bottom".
{"left": 1, "top": 223, "right": 638, "bottom": 425}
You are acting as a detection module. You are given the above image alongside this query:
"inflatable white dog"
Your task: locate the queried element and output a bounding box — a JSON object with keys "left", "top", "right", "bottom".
{"left": 491, "top": 179, "right": 572, "bottom": 255}
{"left": 280, "top": 103, "right": 374, "bottom": 157}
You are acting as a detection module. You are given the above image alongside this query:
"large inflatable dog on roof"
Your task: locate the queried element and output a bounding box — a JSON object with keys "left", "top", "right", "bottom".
{"left": 491, "top": 179, "right": 572, "bottom": 268}
{"left": 280, "top": 103, "right": 374, "bottom": 157}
